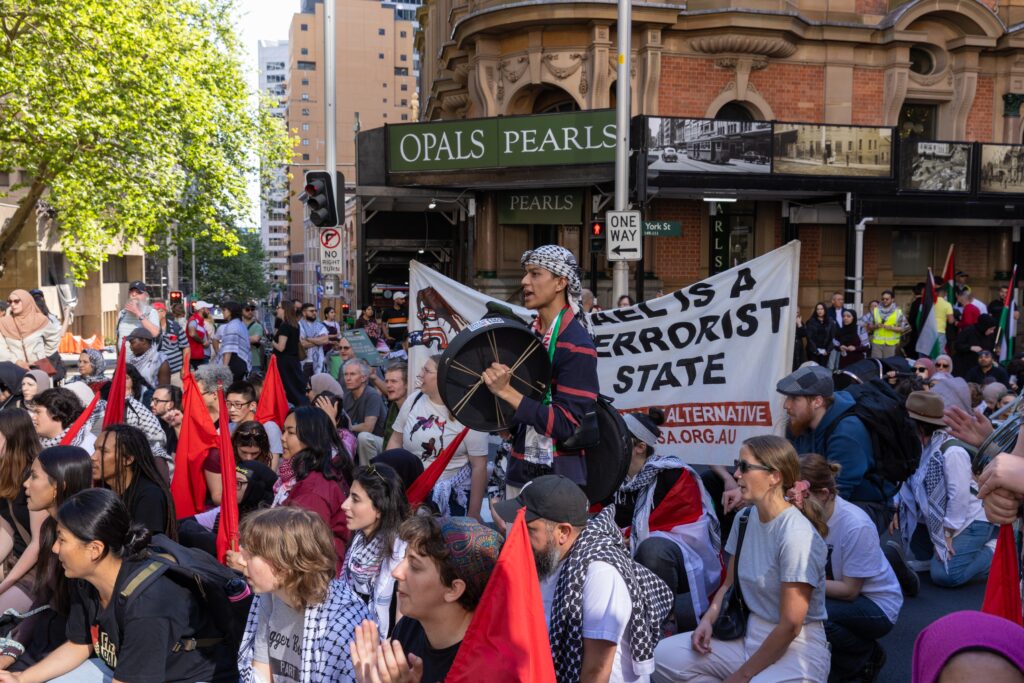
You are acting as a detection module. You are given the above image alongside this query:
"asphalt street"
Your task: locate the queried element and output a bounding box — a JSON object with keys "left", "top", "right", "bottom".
{"left": 648, "top": 153, "right": 770, "bottom": 175}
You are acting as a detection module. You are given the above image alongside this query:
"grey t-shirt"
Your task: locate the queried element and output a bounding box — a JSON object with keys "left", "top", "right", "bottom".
{"left": 343, "top": 385, "right": 388, "bottom": 438}
{"left": 253, "top": 594, "right": 304, "bottom": 683}
{"left": 725, "top": 506, "right": 827, "bottom": 624}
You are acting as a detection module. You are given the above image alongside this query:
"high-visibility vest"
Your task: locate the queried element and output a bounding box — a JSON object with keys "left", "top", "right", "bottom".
{"left": 873, "top": 307, "right": 902, "bottom": 346}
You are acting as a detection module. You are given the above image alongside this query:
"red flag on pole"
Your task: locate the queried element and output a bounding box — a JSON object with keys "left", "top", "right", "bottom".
{"left": 405, "top": 427, "right": 470, "bottom": 507}
{"left": 61, "top": 392, "right": 101, "bottom": 446}
{"left": 446, "top": 509, "right": 556, "bottom": 683}
{"left": 102, "top": 340, "right": 128, "bottom": 428}
{"left": 254, "top": 354, "right": 289, "bottom": 429}
{"left": 170, "top": 372, "right": 218, "bottom": 518}
{"left": 981, "top": 524, "right": 1023, "bottom": 625}
{"left": 215, "top": 383, "right": 239, "bottom": 563}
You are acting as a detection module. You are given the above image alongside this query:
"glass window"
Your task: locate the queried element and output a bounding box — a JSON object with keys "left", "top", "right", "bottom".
{"left": 400, "top": 84, "right": 408, "bottom": 91}
{"left": 394, "top": 67, "right": 408, "bottom": 76}
{"left": 301, "top": 93, "right": 309, "bottom": 101}
{"left": 899, "top": 103, "right": 938, "bottom": 140}
{"left": 379, "top": 53, "right": 385, "bottom": 60}
{"left": 892, "top": 230, "right": 934, "bottom": 277}
{"left": 400, "top": 54, "right": 407, "bottom": 62}
{"left": 40, "top": 251, "right": 67, "bottom": 286}
{"left": 383, "top": 98, "right": 388, "bottom": 103}
{"left": 300, "top": 23, "right": 308, "bottom": 31}
{"left": 378, "top": 28, "right": 385, "bottom": 35}
{"left": 302, "top": 153, "right": 310, "bottom": 160}
{"left": 297, "top": 61, "right": 316, "bottom": 71}
{"left": 401, "top": 114, "right": 409, "bottom": 121}
{"left": 300, "top": 48, "right": 308, "bottom": 55}
{"left": 400, "top": 99, "right": 407, "bottom": 106}
{"left": 910, "top": 47, "right": 935, "bottom": 76}
{"left": 302, "top": 139, "right": 310, "bottom": 146}
{"left": 301, "top": 108, "right": 310, "bottom": 116}
{"left": 301, "top": 78, "right": 309, "bottom": 86}
{"left": 301, "top": 123, "right": 309, "bottom": 131}
{"left": 102, "top": 255, "right": 128, "bottom": 283}
{"left": 400, "top": 31, "right": 407, "bottom": 38}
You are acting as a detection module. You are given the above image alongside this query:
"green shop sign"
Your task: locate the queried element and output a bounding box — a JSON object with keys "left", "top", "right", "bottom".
{"left": 497, "top": 189, "right": 583, "bottom": 225}
{"left": 643, "top": 220, "right": 681, "bottom": 237}
{"left": 388, "top": 110, "right": 615, "bottom": 173}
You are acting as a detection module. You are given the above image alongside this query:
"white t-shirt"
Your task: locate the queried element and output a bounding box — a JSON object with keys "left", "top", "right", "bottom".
{"left": 825, "top": 497, "right": 903, "bottom": 624}
{"left": 392, "top": 391, "right": 488, "bottom": 477}
{"left": 540, "top": 561, "right": 647, "bottom": 683}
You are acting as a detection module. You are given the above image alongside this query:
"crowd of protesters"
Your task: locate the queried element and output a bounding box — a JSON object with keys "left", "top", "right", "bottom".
{"left": 0, "top": 262, "right": 1015, "bottom": 683}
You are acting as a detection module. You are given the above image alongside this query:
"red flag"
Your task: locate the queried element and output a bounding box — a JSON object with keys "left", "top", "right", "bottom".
{"left": 61, "top": 392, "right": 101, "bottom": 446}
{"left": 254, "top": 354, "right": 289, "bottom": 429}
{"left": 446, "top": 509, "right": 556, "bottom": 683}
{"left": 102, "top": 340, "right": 128, "bottom": 428}
{"left": 981, "top": 524, "right": 1023, "bottom": 625}
{"left": 647, "top": 469, "right": 704, "bottom": 532}
{"left": 170, "top": 372, "right": 218, "bottom": 518}
{"left": 215, "top": 383, "right": 240, "bottom": 563}
{"left": 405, "top": 427, "right": 470, "bottom": 507}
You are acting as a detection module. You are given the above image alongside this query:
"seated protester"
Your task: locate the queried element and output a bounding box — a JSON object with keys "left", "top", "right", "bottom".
{"left": 0, "top": 410, "right": 44, "bottom": 615}
{"left": 801, "top": 454, "right": 902, "bottom": 683}
{"left": 150, "top": 383, "right": 182, "bottom": 456}
{"left": 225, "top": 381, "right": 283, "bottom": 466}
{"left": 371, "top": 449, "right": 424, "bottom": 490}
{"left": 124, "top": 326, "right": 171, "bottom": 394}
{"left": 980, "top": 382, "right": 1010, "bottom": 418}
{"left": 965, "top": 349, "right": 1010, "bottom": 387}
{"left": 29, "top": 388, "right": 96, "bottom": 454}
{"left": 3, "top": 489, "right": 237, "bottom": 682}
{"left": 0, "top": 362, "right": 26, "bottom": 410}
{"left": 341, "top": 359, "right": 388, "bottom": 438}
{"left": 279, "top": 406, "right": 355, "bottom": 570}
{"left": 306, "top": 372, "right": 344, "bottom": 404}
{"left": 482, "top": 246, "right": 598, "bottom": 496}
{"left": 358, "top": 362, "right": 409, "bottom": 467}
{"left": 911, "top": 610, "right": 1024, "bottom": 683}
{"left": 312, "top": 391, "right": 358, "bottom": 466}
{"left": 776, "top": 364, "right": 891, "bottom": 533}
{"left": 387, "top": 355, "right": 489, "bottom": 519}
{"left": 0, "top": 447, "right": 93, "bottom": 672}
{"left": 654, "top": 436, "right": 831, "bottom": 683}
{"left": 952, "top": 314, "right": 997, "bottom": 377}
{"left": 98, "top": 373, "right": 172, "bottom": 477}
{"left": 350, "top": 515, "right": 503, "bottom": 683}
{"left": 610, "top": 410, "right": 722, "bottom": 633}
{"left": 20, "top": 370, "right": 50, "bottom": 405}
{"left": 237, "top": 507, "right": 370, "bottom": 683}
{"left": 91, "top": 424, "right": 176, "bottom": 539}
{"left": 495, "top": 475, "right": 673, "bottom": 683}
{"left": 341, "top": 464, "right": 409, "bottom": 637}
{"left": 193, "top": 363, "right": 237, "bottom": 506}
{"left": 66, "top": 350, "right": 106, "bottom": 387}
{"left": 233, "top": 421, "right": 275, "bottom": 469}
{"left": 891, "top": 391, "right": 998, "bottom": 588}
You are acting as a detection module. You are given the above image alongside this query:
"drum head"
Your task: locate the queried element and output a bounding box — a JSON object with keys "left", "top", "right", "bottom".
{"left": 581, "top": 400, "right": 631, "bottom": 503}
{"left": 438, "top": 317, "right": 551, "bottom": 432}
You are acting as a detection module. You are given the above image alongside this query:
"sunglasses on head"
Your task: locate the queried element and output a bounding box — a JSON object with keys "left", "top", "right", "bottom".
{"left": 733, "top": 459, "right": 774, "bottom": 474}
{"left": 364, "top": 463, "right": 387, "bottom": 484}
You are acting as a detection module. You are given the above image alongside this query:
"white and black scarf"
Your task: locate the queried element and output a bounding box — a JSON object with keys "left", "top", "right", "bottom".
{"left": 342, "top": 531, "right": 384, "bottom": 598}
{"left": 549, "top": 505, "right": 673, "bottom": 683}
{"left": 127, "top": 344, "right": 164, "bottom": 388}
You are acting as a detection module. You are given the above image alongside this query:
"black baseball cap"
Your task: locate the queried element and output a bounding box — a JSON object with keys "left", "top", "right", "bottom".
{"left": 128, "top": 280, "right": 148, "bottom": 293}
{"left": 493, "top": 474, "right": 589, "bottom": 526}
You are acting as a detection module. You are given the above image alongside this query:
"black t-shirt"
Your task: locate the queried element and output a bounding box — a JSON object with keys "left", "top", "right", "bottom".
{"left": 0, "top": 490, "right": 32, "bottom": 557}
{"left": 381, "top": 306, "right": 409, "bottom": 341}
{"left": 66, "top": 559, "right": 237, "bottom": 682}
{"left": 612, "top": 467, "right": 684, "bottom": 529}
{"left": 124, "top": 476, "right": 171, "bottom": 537}
{"left": 274, "top": 321, "right": 301, "bottom": 357}
{"left": 391, "top": 617, "right": 460, "bottom": 683}
{"left": 158, "top": 417, "right": 178, "bottom": 456}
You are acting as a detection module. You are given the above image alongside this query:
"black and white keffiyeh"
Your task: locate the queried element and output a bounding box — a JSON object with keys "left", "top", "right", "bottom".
{"left": 342, "top": 531, "right": 385, "bottom": 598}
{"left": 549, "top": 505, "right": 673, "bottom": 683}
{"left": 521, "top": 245, "right": 590, "bottom": 333}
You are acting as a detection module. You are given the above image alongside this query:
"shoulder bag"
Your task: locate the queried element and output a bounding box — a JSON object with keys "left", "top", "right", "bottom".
{"left": 712, "top": 508, "right": 752, "bottom": 640}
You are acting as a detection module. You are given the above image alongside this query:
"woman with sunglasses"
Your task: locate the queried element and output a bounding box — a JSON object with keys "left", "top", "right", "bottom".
{"left": 0, "top": 290, "right": 61, "bottom": 371}
{"left": 655, "top": 435, "right": 831, "bottom": 682}
{"left": 232, "top": 420, "right": 275, "bottom": 470}
{"left": 340, "top": 463, "right": 409, "bottom": 637}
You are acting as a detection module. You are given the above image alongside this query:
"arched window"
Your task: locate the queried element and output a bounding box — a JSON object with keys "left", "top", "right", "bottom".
{"left": 715, "top": 102, "right": 755, "bottom": 121}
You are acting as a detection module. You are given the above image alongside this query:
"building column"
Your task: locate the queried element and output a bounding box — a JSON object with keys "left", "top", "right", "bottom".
{"left": 474, "top": 193, "right": 498, "bottom": 279}
{"left": 1003, "top": 93, "right": 1024, "bottom": 145}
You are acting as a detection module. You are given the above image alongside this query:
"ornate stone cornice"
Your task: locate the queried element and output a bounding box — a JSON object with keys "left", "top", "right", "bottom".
{"left": 688, "top": 34, "right": 796, "bottom": 59}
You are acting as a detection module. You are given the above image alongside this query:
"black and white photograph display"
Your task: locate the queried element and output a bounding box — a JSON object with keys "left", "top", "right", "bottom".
{"left": 772, "top": 123, "right": 892, "bottom": 177}
{"left": 646, "top": 117, "right": 771, "bottom": 173}
{"left": 901, "top": 141, "right": 972, "bottom": 192}
{"left": 979, "top": 143, "right": 1024, "bottom": 193}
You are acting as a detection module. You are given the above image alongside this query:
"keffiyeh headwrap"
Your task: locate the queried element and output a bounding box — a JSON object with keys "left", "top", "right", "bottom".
{"left": 521, "top": 245, "right": 589, "bottom": 333}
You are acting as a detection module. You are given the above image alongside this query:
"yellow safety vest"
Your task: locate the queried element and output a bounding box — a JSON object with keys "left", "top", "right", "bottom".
{"left": 872, "top": 308, "right": 902, "bottom": 346}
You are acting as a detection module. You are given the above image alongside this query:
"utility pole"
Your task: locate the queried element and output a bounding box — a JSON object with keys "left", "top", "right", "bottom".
{"left": 322, "top": 0, "right": 337, "bottom": 305}
{"left": 612, "top": 0, "right": 631, "bottom": 303}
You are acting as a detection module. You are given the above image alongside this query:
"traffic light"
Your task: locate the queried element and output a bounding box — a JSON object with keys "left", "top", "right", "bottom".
{"left": 341, "top": 303, "right": 350, "bottom": 316}
{"left": 590, "top": 219, "right": 606, "bottom": 253}
{"left": 304, "top": 171, "right": 339, "bottom": 228}
{"left": 169, "top": 291, "right": 183, "bottom": 306}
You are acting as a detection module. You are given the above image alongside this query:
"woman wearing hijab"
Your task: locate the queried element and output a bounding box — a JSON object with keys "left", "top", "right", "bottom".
{"left": 67, "top": 350, "right": 106, "bottom": 386}
{"left": 912, "top": 610, "right": 1024, "bottom": 682}
{"left": 0, "top": 290, "right": 61, "bottom": 369}
{"left": 836, "top": 309, "right": 869, "bottom": 369}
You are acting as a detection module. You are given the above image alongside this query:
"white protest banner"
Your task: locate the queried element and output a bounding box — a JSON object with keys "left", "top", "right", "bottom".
{"left": 407, "top": 241, "right": 799, "bottom": 465}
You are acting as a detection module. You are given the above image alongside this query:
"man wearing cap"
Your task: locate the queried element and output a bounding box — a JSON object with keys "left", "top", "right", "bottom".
{"left": 494, "top": 475, "right": 672, "bottom": 683}
{"left": 891, "top": 391, "right": 998, "bottom": 587}
{"left": 186, "top": 300, "right": 213, "bottom": 371}
{"left": 241, "top": 304, "right": 265, "bottom": 372}
{"left": 125, "top": 327, "right": 170, "bottom": 391}
{"left": 382, "top": 291, "right": 409, "bottom": 343}
{"left": 482, "top": 245, "right": 599, "bottom": 496}
{"left": 777, "top": 365, "right": 888, "bottom": 531}
{"left": 116, "top": 280, "right": 160, "bottom": 345}
{"left": 965, "top": 349, "right": 1010, "bottom": 385}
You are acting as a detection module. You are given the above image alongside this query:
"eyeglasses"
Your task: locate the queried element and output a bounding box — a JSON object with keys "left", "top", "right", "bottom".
{"left": 225, "top": 401, "right": 253, "bottom": 410}
{"left": 935, "top": 362, "right": 951, "bottom": 369}
{"left": 338, "top": 345, "right": 351, "bottom": 350}
{"left": 734, "top": 459, "right": 774, "bottom": 474}
{"left": 151, "top": 398, "right": 174, "bottom": 405}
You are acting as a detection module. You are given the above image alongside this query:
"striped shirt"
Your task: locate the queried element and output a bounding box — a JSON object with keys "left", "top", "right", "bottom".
{"left": 159, "top": 319, "right": 188, "bottom": 373}
{"left": 216, "top": 318, "right": 252, "bottom": 370}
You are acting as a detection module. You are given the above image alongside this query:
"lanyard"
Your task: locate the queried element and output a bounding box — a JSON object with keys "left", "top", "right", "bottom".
{"left": 543, "top": 307, "right": 568, "bottom": 406}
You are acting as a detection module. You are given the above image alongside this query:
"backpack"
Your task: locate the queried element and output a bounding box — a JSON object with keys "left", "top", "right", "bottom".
{"left": 115, "top": 534, "right": 252, "bottom": 654}
{"left": 821, "top": 379, "right": 921, "bottom": 491}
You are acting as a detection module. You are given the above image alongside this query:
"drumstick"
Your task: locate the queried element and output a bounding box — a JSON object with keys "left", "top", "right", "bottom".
{"left": 451, "top": 378, "right": 487, "bottom": 415}
{"left": 449, "top": 359, "right": 483, "bottom": 380}
{"left": 494, "top": 394, "right": 506, "bottom": 428}
{"left": 487, "top": 331, "right": 500, "bottom": 364}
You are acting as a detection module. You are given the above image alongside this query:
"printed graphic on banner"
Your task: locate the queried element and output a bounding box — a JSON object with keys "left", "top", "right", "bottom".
{"left": 320, "top": 228, "right": 343, "bottom": 275}
{"left": 407, "top": 242, "right": 799, "bottom": 465}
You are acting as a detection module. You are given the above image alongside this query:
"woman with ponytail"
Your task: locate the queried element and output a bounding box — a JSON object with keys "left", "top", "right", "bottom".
{"left": 800, "top": 453, "right": 902, "bottom": 683}
{"left": 654, "top": 435, "right": 831, "bottom": 682}
{"left": 0, "top": 489, "right": 235, "bottom": 683}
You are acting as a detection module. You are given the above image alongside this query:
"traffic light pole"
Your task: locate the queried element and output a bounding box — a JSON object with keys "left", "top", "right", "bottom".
{"left": 612, "top": 0, "right": 631, "bottom": 304}
{"left": 322, "top": 0, "right": 338, "bottom": 304}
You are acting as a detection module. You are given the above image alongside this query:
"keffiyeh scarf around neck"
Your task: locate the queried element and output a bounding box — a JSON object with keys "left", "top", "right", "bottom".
{"left": 521, "top": 245, "right": 591, "bottom": 334}
{"left": 127, "top": 344, "right": 162, "bottom": 387}
{"left": 549, "top": 505, "right": 672, "bottom": 683}
{"left": 343, "top": 531, "right": 384, "bottom": 598}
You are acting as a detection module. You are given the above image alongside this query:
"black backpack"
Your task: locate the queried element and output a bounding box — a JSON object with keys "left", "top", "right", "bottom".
{"left": 822, "top": 379, "right": 921, "bottom": 491}
{"left": 115, "top": 534, "right": 252, "bottom": 655}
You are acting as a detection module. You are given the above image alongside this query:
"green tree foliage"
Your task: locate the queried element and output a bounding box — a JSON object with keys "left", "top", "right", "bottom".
{"left": 185, "top": 229, "right": 271, "bottom": 304}
{"left": 0, "top": 0, "right": 294, "bottom": 283}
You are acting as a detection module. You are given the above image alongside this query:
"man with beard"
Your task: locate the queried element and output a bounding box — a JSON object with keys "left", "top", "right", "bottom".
{"left": 116, "top": 280, "right": 160, "bottom": 345}
{"left": 777, "top": 365, "right": 887, "bottom": 532}
{"left": 868, "top": 289, "right": 909, "bottom": 359}
{"left": 495, "top": 475, "right": 672, "bottom": 683}
{"left": 299, "top": 302, "right": 330, "bottom": 377}
{"left": 150, "top": 384, "right": 182, "bottom": 455}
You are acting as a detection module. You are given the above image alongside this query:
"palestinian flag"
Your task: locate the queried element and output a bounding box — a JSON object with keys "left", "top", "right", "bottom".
{"left": 941, "top": 244, "right": 956, "bottom": 303}
{"left": 916, "top": 268, "right": 942, "bottom": 359}
{"left": 998, "top": 265, "right": 1017, "bottom": 363}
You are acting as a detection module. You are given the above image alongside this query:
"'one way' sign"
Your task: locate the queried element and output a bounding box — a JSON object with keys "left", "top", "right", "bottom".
{"left": 606, "top": 210, "right": 642, "bottom": 262}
